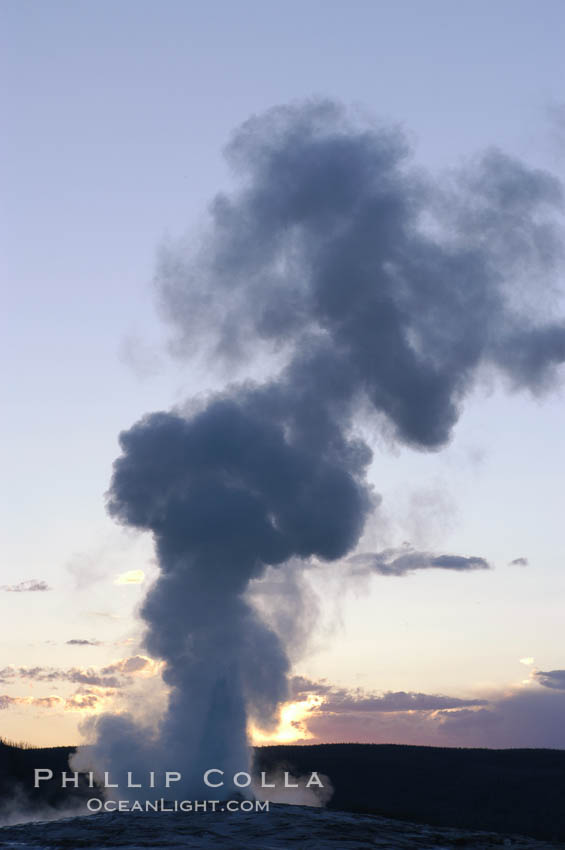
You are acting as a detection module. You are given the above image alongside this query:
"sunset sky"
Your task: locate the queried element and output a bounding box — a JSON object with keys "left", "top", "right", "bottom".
{"left": 2, "top": 0, "right": 565, "bottom": 749}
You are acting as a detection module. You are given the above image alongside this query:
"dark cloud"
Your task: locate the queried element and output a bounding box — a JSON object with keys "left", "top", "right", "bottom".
{"left": 0, "top": 657, "right": 151, "bottom": 690}
{"left": 348, "top": 548, "right": 490, "bottom": 577}
{"left": 327, "top": 692, "right": 487, "bottom": 712}
{"left": 84, "top": 100, "right": 565, "bottom": 796}
{"left": 509, "top": 557, "right": 529, "bottom": 566}
{"left": 297, "top": 681, "right": 565, "bottom": 749}
{"left": 290, "top": 676, "right": 487, "bottom": 713}
{"left": 0, "top": 580, "right": 51, "bottom": 592}
{"left": 65, "top": 669, "right": 121, "bottom": 688}
{"left": 66, "top": 639, "right": 102, "bottom": 646}
{"left": 436, "top": 688, "right": 565, "bottom": 749}
{"left": 0, "top": 666, "right": 120, "bottom": 689}
{"left": 534, "top": 670, "right": 565, "bottom": 691}
{"left": 290, "top": 676, "right": 334, "bottom": 699}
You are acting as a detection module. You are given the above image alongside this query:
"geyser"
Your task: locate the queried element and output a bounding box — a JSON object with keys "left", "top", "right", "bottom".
{"left": 80, "top": 99, "right": 565, "bottom": 800}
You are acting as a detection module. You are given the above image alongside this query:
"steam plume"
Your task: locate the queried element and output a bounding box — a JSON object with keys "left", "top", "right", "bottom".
{"left": 83, "top": 100, "right": 565, "bottom": 798}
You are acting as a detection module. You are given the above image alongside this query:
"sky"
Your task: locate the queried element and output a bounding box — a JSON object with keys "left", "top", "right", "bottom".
{"left": 1, "top": 0, "right": 565, "bottom": 749}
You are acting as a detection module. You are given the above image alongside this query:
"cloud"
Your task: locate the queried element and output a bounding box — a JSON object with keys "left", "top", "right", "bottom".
{"left": 291, "top": 676, "right": 487, "bottom": 714}
{"left": 435, "top": 688, "right": 565, "bottom": 748}
{"left": 509, "top": 556, "right": 529, "bottom": 566}
{"left": 100, "top": 655, "right": 160, "bottom": 677}
{"left": 534, "top": 669, "right": 565, "bottom": 690}
{"left": 0, "top": 580, "right": 51, "bottom": 592}
{"left": 66, "top": 639, "right": 102, "bottom": 646}
{"left": 64, "top": 686, "right": 116, "bottom": 713}
{"left": 0, "top": 694, "right": 63, "bottom": 711}
{"left": 324, "top": 691, "right": 487, "bottom": 713}
{"left": 293, "top": 676, "right": 565, "bottom": 749}
{"left": 66, "top": 670, "right": 122, "bottom": 687}
{"left": 0, "top": 657, "right": 161, "bottom": 719}
{"left": 348, "top": 547, "right": 491, "bottom": 577}
{"left": 0, "top": 666, "right": 120, "bottom": 688}
{"left": 0, "top": 656, "right": 158, "bottom": 690}
{"left": 290, "top": 676, "right": 335, "bottom": 699}
{"left": 0, "top": 687, "right": 115, "bottom": 714}
{"left": 64, "top": 691, "right": 101, "bottom": 711}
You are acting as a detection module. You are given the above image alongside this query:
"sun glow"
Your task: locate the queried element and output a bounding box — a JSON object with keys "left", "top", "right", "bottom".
{"left": 114, "top": 569, "right": 146, "bottom": 585}
{"left": 250, "top": 696, "right": 322, "bottom": 745}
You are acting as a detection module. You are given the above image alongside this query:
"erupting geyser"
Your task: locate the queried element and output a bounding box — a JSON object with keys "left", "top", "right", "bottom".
{"left": 81, "top": 99, "right": 565, "bottom": 800}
